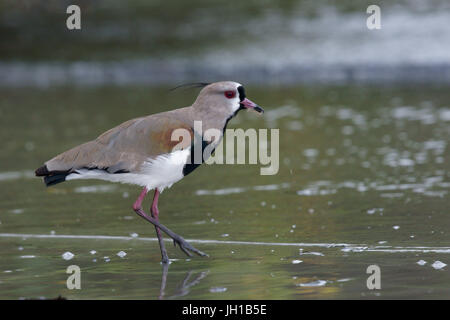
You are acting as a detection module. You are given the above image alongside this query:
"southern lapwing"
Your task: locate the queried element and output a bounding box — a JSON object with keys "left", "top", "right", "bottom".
{"left": 35, "top": 81, "right": 264, "bottom": 263}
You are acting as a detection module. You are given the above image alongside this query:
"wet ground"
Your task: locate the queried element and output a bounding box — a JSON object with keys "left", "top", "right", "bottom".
{"left": 0, "top": 85, "right": 449, "bottom": 299}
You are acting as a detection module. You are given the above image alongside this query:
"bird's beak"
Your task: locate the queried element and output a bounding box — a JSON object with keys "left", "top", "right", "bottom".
{"left": 240, "top": 98, "right": 264, "bottom": 114}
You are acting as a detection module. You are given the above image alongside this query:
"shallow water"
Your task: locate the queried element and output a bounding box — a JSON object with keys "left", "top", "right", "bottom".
{"left": 0, "top": 85, "right": 449, "bottom": 299}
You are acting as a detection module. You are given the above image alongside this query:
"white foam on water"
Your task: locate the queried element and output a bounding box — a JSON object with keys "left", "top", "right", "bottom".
{"left": 296, "top": 176, "right": 450, "bottom": 198}
{"left": 367, "top": 208, "right": 384, "bottom": 215}
{"left": 342, "top": 246, "right": 450, "bottom": 254}
{"left": 297, "top": 280, "right": 327, "bottom": 287}
{"left": 417, "top": 260, "right": 427, "bottom": 266}
{"left": 337, "top": 278, "right": 353, "bottom": 283}
{"left": 62, "top": 252, "right": 74, "bottom": 260}
{"left": 431, "top": 261, "right": 447, "bottom": 270}
{"left": 117, "top": 251, "right": 127, "bottom": 258}
{"left": 303, "top": 149, "right": 319, "bottom": 158}
{"left": 196, "top": 183, "right": 290, "bottom": 196}
{"left": 195, "top": 187, "right": 246, "bottom": 196}
{"left": 391, "top": 106, "right": 437, "bottom": 124}
{"left": 210, "top": 287, "right": 227, "bottom": 293}
{"left": 299, "top": 251, "right": 324, "bottom": 256}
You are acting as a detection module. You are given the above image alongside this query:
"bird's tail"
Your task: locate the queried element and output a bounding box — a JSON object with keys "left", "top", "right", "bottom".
{"left": 35, "top": 165, "right": 70, "bottom": 187}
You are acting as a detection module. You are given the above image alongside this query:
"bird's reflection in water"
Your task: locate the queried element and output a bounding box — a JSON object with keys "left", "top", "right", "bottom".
{"left": 158, "top": 263, "right": 209, "bottom": 299}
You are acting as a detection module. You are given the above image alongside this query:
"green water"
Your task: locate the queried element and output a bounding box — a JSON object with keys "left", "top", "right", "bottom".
{"left": 0, "top": 85, "right": 449, "bottom": 299}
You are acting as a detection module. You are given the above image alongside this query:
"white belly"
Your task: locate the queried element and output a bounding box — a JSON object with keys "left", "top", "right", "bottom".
{"left": 66, "top": 148, "right": 191, "bottom": 192}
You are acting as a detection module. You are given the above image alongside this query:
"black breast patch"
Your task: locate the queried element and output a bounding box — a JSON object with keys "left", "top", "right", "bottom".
{"left": 182, "top": 138, "right": 211, "bottom": 176}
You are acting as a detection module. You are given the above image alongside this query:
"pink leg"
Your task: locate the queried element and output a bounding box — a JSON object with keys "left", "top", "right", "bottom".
{"left": 132, "top": 187, "right": 149, "bottom": 211}
{"left": 133, "top": 187, "right": 208, "bottom": 260}
{"left": 151, "top": 189, "right": 169, "bottom": 263}
{"left": 132, "top": 187, "right": 169, "bottom": 263}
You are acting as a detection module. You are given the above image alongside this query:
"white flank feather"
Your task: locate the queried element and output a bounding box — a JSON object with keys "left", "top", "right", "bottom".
{"left": 66, "top": 148, "right": 191, "bottom": 192}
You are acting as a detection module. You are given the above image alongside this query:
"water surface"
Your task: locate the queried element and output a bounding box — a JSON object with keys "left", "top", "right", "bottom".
{"left": 0, "top": 85, "right": 449, "bottom": 299}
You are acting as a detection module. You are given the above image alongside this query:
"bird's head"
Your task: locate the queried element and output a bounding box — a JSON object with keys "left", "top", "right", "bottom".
{"left": 193, "top": 81, "right": 264, "bottom": 118}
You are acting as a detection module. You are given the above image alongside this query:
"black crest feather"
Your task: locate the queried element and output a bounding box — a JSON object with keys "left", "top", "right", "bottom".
{"left": 170, "top": 82, "right": 210, "bottom": 92}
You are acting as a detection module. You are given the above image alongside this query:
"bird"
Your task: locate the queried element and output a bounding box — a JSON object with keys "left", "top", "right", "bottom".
{"left": 35, "top": 81, "right": 264, "bottom": 263}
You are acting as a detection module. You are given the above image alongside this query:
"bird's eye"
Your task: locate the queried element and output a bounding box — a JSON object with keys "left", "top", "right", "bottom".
{"left": 224, "top": 91, "right": 236, "bottom": 99}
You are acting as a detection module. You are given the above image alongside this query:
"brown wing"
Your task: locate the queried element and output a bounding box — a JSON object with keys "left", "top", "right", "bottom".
{"left": 41, "top": 114, "right": 194, "bottom": 175}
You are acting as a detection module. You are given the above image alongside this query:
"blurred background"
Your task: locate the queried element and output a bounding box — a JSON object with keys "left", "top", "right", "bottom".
{"left": 1, "top": 0, "right": 450, "bottom": 85}
{"left": 0, "top": 0, "right": 449, "bottom": 299}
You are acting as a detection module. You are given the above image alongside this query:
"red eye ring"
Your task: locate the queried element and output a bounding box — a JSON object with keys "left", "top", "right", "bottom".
{"left": 224, "top": 90, "right": 236, "bottom": 99}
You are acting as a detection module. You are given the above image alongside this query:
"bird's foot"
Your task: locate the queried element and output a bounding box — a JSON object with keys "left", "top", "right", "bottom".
{"left": 171, "top": 234, "right": 209, "bottom": 258}
{"left": 134, "top": 208, "right": 208, "bottom": 259}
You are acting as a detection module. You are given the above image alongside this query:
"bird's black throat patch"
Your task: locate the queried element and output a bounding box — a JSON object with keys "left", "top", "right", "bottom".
{"left": 237, "top": 86, "right": 246, "bottom": 102}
